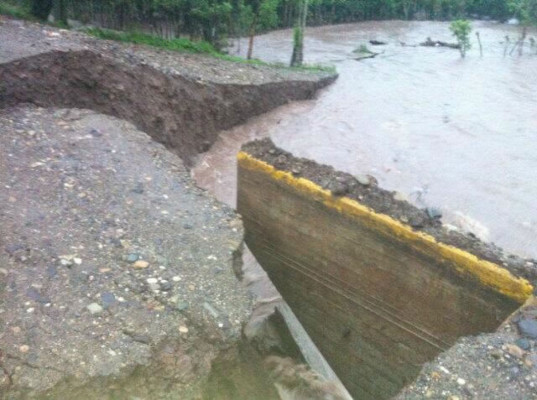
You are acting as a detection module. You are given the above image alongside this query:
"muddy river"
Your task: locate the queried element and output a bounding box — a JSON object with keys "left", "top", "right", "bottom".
{"left": 193, "top": 20, "right": 537, "bottom": 260}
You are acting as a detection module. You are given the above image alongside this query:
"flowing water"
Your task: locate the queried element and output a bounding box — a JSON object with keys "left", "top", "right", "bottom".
{"left": 193, "top": 20, "right": 537, "bottom": 260}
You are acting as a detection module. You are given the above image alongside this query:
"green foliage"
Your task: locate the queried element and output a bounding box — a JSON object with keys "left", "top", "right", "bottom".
{"left": 86, "top": 27, "right": 219, "bottom": 54}
{"left": 258, "top": 0, "right": 280, "bottom": 29}
{"left": 450, "top": 19, "right": 472, "bottom": 57}
{"left": 509, "top": 0, "right": 537, "bottom": 24}
{"left": 86, "top": 26, "right": 334, "bottom": 73}
{"left": 353, "top": 44, "right": 372, "bottom": 54}
{"left": 0, "top": 1, "right": 32, "bottom": 19}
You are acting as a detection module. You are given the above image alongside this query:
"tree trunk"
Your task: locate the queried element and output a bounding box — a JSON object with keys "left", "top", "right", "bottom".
{"left": 290, "top": 0, "right": 308, "bottom": 67}
{"left": 58, "top": 0, "right": 68, "bottom": 26}
{"left": 31, "top": 0, "right": 54, "bottom": 21}
{"left": 247, "top": 13, "right": 259, "bottom": 60}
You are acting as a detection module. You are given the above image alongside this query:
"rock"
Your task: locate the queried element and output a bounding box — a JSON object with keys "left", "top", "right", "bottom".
{"left": 100, "top": 292, "right": 116, "bottom": 308}
{"left": 131, "top": 182, "right": 144, "bottom": 194}
{"left": 133, "top": 260, "right": 149, "bottom": 269}
{"left": 355, "top": 174, "right": 372, "bottom": 186}
{"left": 19, "top": 345, "right": 30, "bottom": 353}
{"left": 517, "top": 318, "right": 537, "bottom": 339}
{"left": 26, "top": 287, "right": 50, "bottom": 304}
{"left": 327, "top": 180, "right": 348, "bottom": 196}
{"left": 89, "top": 128, "right": 102, "bottom": 137}
{"left": 60, "top": 258, "right": 73, "bottom": 267}
{"left": 126, "top": 253, "right": 139, "bottom": 263}
{"left": 5, "top": 243, "right": 24, "bottom": 255}
{"left": 86, "top": 303, "right": 103, "bottom": 315}
{"left": 409, "top": 215, "right": 425, "bottom": 228}
{"left": 426, "top": 207, "right": 442, "bottom": 219}
{"left": 515, "top": 338, "right": 531, "bottom": 350}
{"left": 179, "top": 326, "right": 189, "bottom": 334}
{"left": 393, "top": 191, "right": 409, "bottom": 202}
{"left": 505, "top": 344, "right": 525, "bottom": 359}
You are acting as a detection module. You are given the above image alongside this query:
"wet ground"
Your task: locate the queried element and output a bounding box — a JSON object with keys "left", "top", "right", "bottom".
{"left": 193, "top": 20, "right": 537, "bottom": 260}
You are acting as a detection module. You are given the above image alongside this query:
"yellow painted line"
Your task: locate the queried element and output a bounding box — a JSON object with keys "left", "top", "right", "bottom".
{"left": 238, "top": 151, "right": 534, "bottom": 303}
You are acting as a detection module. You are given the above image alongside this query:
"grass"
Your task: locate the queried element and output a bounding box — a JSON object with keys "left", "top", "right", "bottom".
{"left": 87, "top": 27, "right": 336, "bottom": 73}
{"left": 85, "top": 28, "right": 219, "bottom": 55}
{"left": 0, "top": 1, "right": 33, "bottom": 20}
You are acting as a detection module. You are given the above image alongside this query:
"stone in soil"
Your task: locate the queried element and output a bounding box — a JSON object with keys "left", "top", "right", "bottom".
{"left": 518, "top": 318, "right": 537, "bottom": 339}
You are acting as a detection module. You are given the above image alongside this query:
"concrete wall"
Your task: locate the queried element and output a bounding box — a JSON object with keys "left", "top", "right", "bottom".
{"left": 237, "top": 150, "right": 533, "bottom": 399}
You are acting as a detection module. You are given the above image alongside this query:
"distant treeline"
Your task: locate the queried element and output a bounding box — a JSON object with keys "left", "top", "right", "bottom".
{"left": 9, "top": 0, "right": 529, "bottom": 46}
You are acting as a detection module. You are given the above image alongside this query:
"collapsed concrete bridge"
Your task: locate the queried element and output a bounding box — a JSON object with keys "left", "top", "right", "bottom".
{"left": 238, "top": 138, "right": 536, "bottom": 399}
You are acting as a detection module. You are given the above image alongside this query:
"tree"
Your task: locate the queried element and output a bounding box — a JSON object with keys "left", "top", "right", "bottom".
{"left": 57, "top": 0, "right": 68, "bottom": 26}
{"left": 290, "top": 0, "right": 308, "bottom": 67}
{"left": 246, "top": 0, "right": 280, "bottom": 59}
{"left": 509, "top": 0, "right": 537, "bottom": 25}
{"left": 449, "top": 19, "right": 471, "bottom": 58}
{"left": 31, "top": 0, "right": 54, "bottom": 21}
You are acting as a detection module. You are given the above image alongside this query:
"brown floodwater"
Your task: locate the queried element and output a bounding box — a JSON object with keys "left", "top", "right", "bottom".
{"left": 193, "top": 20, "right": 537, "bottom": 260}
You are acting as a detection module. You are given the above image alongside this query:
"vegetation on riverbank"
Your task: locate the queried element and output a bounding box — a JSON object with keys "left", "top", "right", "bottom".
{"left": 0, "top": 1, "right": 32, "bottom": 19}
{"left": 4, "top": 0, "right": 536, "bottom": 50}
{"left": 85, "top": 27, "right": 335, "bottom": 72}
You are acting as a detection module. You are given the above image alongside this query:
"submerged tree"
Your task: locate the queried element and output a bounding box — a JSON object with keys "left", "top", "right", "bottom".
{"left": 508, "top": 0, "right": 537, "bottom": 55}
{"left": 449, "top": 19, "right": 472, "bottom": 58}
{"left": 290, "top": 0, "right": 308, "bottom": 67}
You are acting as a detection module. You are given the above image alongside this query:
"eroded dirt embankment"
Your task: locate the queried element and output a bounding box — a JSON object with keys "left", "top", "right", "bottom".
{"left": 0, "top": 49, "right": 335, "bottom": 166}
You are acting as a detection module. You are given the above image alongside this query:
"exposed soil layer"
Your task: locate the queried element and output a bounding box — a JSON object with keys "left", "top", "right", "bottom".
{"left": 0, "top": 18, "right": 337, "bottom": 167}
{"left": 241, "top": 138, "right": 537, "bottom": 283}
{"left": 0, "top": 51, "right": 335, "bottom": 168}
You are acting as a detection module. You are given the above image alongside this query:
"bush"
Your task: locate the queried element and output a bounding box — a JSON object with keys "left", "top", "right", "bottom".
{"left": 450, "top": 19, "right": 472, "bottom": 58}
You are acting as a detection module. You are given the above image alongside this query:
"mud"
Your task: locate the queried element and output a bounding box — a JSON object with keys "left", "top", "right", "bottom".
{"left": 242, "top": 138, "right": 537, "bottom": 283}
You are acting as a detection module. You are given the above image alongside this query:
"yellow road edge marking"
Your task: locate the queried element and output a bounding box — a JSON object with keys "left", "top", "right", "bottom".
{"left": 238, "top": 151, "right": 533, "bottom": 303}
